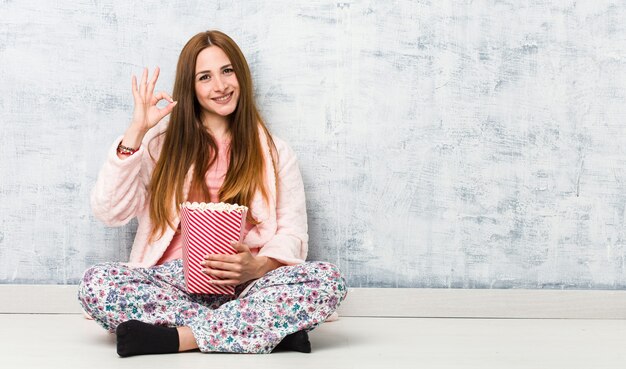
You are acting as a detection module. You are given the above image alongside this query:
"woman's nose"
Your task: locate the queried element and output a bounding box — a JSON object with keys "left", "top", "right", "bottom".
{"left": 213, "top": 77, "right": 227, "bottom": 92}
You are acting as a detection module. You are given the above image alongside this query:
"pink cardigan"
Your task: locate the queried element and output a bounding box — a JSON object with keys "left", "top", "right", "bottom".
{"left": 90, "top": 120, "right": 309, "bottom": 268}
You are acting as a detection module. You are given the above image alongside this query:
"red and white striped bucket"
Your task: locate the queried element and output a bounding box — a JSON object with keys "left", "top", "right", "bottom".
{"left": 180, "top": 202, "right": 248, "bottom": 295}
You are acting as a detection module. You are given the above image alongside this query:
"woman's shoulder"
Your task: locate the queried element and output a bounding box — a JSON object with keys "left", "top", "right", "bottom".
{"left": 256, "top": 123, "right": 294, "bottom": 157}
{"left": 270, "top": 134, "right": 288, "bottom": 150}
{"left": 267, "top": 132, "right": 299, "bottom": 162}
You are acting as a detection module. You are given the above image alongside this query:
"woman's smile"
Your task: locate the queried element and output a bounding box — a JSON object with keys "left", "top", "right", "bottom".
{"left": 211, "top": 91, "right": 233, "bottom": 104}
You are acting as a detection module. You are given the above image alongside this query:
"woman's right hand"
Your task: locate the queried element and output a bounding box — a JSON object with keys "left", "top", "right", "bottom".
{"left": 130, "top": 66, "right": 177, "bottom": 133}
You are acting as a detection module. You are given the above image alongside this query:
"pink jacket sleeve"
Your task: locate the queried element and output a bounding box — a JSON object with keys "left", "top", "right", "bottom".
{"left": 256, "top": 141, "right": 309, "bottom": 265}
{"left": 90, "top": 135, "right": 153, "bottom": 227}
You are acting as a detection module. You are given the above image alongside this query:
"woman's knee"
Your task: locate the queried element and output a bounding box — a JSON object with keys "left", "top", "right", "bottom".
{"left": 308, "top": 261, "right": 349, "bottom": 301}
{"left": 77, "top": 262, "right": 121, "bottom": 308}
{"left": 79, "top": 262, "right": 113, "bottom": 288}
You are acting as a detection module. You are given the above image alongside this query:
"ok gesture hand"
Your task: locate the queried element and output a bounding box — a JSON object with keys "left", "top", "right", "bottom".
{"left": 131, "top": 67, "right": 177, "bottom": 133}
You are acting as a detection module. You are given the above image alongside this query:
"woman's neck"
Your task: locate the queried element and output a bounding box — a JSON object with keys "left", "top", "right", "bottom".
{"left": 201, "top": 113, "right": 231, "bottom": 142}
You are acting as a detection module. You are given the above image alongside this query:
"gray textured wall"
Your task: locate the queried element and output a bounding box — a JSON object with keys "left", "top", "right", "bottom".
{"left": 2, "top": 0, "right": 626, "bottom": 289}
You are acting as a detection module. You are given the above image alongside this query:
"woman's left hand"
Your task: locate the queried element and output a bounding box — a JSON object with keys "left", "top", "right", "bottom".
{"left": 201, "top": 241, "right": 264, "bottom": 286}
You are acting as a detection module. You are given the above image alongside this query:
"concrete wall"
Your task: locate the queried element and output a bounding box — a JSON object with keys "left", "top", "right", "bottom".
{"left": 1, "top": 0, "right": 626, "bottom": 288}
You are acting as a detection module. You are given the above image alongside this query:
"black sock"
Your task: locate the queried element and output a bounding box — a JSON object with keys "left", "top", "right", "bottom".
{"left": 115, "top": 320, "right": 180, "bottom": 357}
{"left": 272, "top": 330, "right": 311, "bottom": 353}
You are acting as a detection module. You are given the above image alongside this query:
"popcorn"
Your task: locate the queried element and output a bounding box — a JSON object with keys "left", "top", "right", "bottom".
{"left": 181, "top": 201, "right": 248, "bottom": 212}
{"left": 179, "top": 202, "right": 248, "bottom": 295}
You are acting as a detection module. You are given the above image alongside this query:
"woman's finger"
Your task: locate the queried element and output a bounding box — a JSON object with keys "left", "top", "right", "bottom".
{"left": 139, "top": 67, "right": 148, "bottom": 99}
{"left": 203, "top": 253, "right": 238, "bottom": 264}
{"left": 150, "top": 91, "right": 177, "bottom": 120}
{"left": 231, "top": 241, "right": 252, "bottom": 254}
{"left": 203, "top": 268, "right": 238, "bottom": 280}
{"left": 154, "top": 101, "right": 177, "bottom": 121}
{"left": 209, "top": 279, "right": 239, "bottom": 286}
{"left": 162, "top": 91, "right": 174, "bottom": 103}
{"left": 131, "top": 75, "right": 140, "bottom": 101}
{"left": 151, "top": 91, "right": 174, "bottom": 104}
{"left": 204, "top": 260, "right": 236, "bottom": 272}
{"left": 146, "top": 66, "right": 160, "bottom": 100}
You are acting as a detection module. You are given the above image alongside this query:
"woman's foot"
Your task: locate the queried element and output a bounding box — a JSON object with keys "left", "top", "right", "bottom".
{"left": 272, "top": 330, "right": 311, "bottom": 353}
{"left": 116, "top": 320, "right": 179, "bottom": 357}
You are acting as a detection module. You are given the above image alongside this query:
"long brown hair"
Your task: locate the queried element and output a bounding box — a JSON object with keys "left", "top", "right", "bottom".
{"left": 147, "top": 30, "right": 277, "bottom": 244}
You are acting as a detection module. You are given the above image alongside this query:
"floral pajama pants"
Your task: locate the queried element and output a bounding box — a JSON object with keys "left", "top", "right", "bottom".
{"left": 77, "top": 259, "right": 348, "bottom": 354}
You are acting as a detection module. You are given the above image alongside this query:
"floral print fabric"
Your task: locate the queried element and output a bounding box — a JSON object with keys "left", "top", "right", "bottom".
{"left": 77, "top": 259, "right": 348, "bottom": 353}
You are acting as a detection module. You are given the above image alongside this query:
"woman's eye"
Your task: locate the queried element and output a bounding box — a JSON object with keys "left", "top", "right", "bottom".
{"left": 199, "top": 74, "right": 209, "bottom": 81}
{"left": 224, "top": 68, "right": 234, "bottom": 74}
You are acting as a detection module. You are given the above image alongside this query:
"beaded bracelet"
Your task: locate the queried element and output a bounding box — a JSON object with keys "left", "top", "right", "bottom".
{"left": 117, "top": 141, "right": 139, "bottom": 156}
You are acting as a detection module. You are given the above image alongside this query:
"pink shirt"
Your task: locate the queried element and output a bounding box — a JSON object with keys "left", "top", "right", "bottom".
{"left": 156, "top": 138, "right": 254, "bottom": 265}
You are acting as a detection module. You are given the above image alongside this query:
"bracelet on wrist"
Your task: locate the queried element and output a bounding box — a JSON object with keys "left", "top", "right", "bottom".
{"left": 117, "top": 141, "right": 139, "bottom": 156}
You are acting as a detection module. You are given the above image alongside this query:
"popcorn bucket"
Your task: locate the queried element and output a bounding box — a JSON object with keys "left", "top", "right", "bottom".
{"left": 180, "top": 202, "right": 248, "bottom": 295}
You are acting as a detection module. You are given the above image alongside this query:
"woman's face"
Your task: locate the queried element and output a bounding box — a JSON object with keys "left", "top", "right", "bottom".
{"left": 194, "top": 46, "right": 240, "bottom": 120}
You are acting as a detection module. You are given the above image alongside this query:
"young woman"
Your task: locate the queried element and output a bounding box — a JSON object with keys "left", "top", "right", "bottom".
{"left": 78, "top": 30, "right": 348, "bottom": 357}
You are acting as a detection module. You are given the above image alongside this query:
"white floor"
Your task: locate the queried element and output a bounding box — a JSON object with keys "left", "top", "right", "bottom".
{"left": 1, "top": 314, "right": 625, "bottom": 369}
